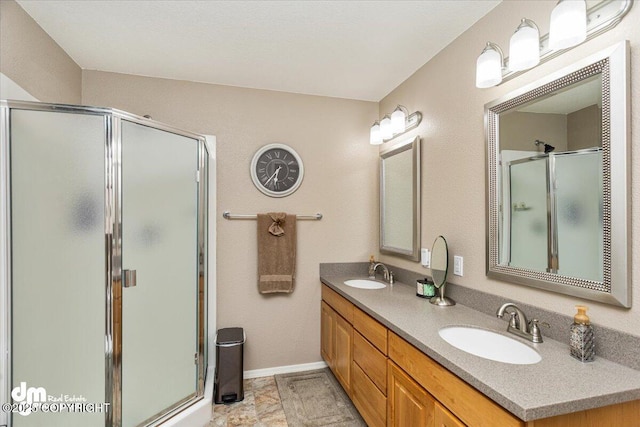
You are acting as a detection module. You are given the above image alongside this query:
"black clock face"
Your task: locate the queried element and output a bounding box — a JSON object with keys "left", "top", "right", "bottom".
{"left": 251, "top": 144, "right": 304, "bottom": 197}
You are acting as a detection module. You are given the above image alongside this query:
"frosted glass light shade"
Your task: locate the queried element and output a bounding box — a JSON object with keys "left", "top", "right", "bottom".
{"left": 509, "top": 19, "right": 540, "bottom": 72}
{"left": 380, "top": 115, "right": 393, "bottom": 140}
{"left": 370, "top": 121, "right": 382, "bottom": 145}
{"left": 476, "top": 43, "right": 503, "bottom": 88}
{"left": 391, "top": 107, "right": 406, "bottom": 134}
{"left": 549, "top": 0, "right": 587, "bottom": 50}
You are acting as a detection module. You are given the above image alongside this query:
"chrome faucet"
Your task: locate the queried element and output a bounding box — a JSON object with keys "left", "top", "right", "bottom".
{"left": 369, "top": 262, "right": 394, "bottom": 284}
{"left": 496, "top": 303, "right": 548, "bottom": 343}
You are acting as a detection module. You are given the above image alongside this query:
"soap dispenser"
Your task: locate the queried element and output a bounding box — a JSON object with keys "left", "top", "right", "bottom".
{"left": 570, "top": 305, "right": 595, "bottom": 362}
{"left": 368, "top": 255, "right": 375, "bottom": 278}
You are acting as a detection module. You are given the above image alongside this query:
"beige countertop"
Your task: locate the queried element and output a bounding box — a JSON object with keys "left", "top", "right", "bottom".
{"left": 320, "top": 273, "right": 640, "bottom": 421}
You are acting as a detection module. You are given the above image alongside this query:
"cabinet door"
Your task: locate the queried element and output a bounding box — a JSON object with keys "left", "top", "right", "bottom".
{"left": 434, "top": 402, "right": 466, "bottom": 427}
{"left": 321, "top": 301, "right": 335, "bottom": 367}
{"left": 334, "top": 313, "right": 353, "bottom": 395}
{"left": 388, "top": 361, "right": 435, "bottom": 427}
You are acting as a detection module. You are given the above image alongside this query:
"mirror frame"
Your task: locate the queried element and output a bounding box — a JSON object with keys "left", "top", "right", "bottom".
{"left": 380, "top": 136, "right": 421, "bottom": 261}
{"left": 485, "top": 41, "right": 630, "bottom": 307}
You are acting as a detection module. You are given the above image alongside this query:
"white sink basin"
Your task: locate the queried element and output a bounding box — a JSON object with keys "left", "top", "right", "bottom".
{"left": 343, "top": 279, "right": 386, "bottom": 290}
{"left": 438, "top": 325, "right": 541, "bottom": 365}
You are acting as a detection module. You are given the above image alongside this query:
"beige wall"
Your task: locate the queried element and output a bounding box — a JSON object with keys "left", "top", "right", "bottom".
{"left": 0, "top": 0, "right": 81, "bottom": 103}
{"left": 5, "top": 0, "right": 640, "bottom": 369}
{"left": 82, "top": 71, "right": 379, "bottom": 370}
{"left": 500, "top": 111, "right": 568, "bottom": 152}
{"left": 568, "top": 105, "right": 602, "bottom": 150}
{"left": 379, "top": 0, "right": 640, "bottom": 336}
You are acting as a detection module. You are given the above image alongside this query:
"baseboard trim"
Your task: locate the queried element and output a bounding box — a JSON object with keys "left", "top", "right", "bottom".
{"left": 244, "top": 361, "right": 328, "bottom": 379}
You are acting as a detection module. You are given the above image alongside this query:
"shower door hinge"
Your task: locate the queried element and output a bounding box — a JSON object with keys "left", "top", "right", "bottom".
{"left": 194, "top": 353, "right": 198, "bottom": 365}
{"left": 196, "top": 170, "right": 200, "bottom": 183}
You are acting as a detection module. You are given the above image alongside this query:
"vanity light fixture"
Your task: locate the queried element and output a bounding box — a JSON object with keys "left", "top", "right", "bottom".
{"left": 370, "top": 121, "right": 382, "bottom": 145}
{"left": 549, "top": 0, "right": 587, "bottom": 50}
{"left": 475, "top": 0, "right": 632, "bottom": 88}
{"left": 391, "top": 106, "right": 407, "bottom": 133}
{"left": 476, "top": 42, "right": 504, "bottom": 88}
{"left": 380, "top": 115, "right": 393, "bottom": 140}
{"left": 369, "top": 105, "right": 422, "bottom": 145}
{"left": 509, "top": 18, "right": 540, "bottom": 72}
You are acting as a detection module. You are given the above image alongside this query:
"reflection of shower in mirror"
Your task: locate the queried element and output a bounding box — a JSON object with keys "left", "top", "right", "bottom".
{"left": 534, "top": 139, "right": 555, "bottom": 153}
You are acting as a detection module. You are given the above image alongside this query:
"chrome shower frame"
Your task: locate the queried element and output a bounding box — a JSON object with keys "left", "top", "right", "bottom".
{"left": 0, "top": 100, "right": 209, "bottom": 427}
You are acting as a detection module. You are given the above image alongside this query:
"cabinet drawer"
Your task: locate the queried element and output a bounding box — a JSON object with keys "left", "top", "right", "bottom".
{"left": 435, "top": 401, "right": 466, "bottom": 427}
{"left": 352, "top": 361, "right": 386, "bottom": 427}
{"left": 388, "top": 332, "right": 524, "bottom": 427}
{"left": 353, "top": 306, "right": 387, "bottom": 354}
{"left": 322, "top": 284, "right": 353, "bottom": 323}
{"left": 353, "top": 331, "right": 387, "bottom": 394}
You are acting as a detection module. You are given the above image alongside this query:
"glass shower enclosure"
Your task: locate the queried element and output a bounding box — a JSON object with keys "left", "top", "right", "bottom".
{"left": 0, "top": 100, "right": 208, "bottom": 427}
{"left": 505, "top": 149, "right": 603, "bottom": 282}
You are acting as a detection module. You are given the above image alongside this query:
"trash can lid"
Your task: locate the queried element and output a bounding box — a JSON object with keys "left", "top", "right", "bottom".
{"left": 216, "top": 327, "right": 245, "bottom": 345}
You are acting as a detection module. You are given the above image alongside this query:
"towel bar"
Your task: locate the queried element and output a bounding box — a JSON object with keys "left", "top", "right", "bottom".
{"left": 223, "top": 211, "right": 322, "bottom": 220}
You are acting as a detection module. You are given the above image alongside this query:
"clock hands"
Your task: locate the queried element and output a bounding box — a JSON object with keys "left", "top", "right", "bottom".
{"left": 264, "top": 165, "right": 282, "bottom": 187}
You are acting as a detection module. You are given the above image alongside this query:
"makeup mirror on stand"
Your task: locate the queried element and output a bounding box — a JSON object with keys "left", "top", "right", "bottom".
{"left": 430, "top": 236, "right": 455, "bottom": 306}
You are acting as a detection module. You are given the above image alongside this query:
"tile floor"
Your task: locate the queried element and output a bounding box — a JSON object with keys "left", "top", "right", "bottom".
{"left": 210, "top": 376, "right": 288, "bottom": 426}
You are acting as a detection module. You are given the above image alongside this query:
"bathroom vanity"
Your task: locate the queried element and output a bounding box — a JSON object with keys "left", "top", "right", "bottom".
{"left": 320, "top": 274, "right": 640, "bottom": 426}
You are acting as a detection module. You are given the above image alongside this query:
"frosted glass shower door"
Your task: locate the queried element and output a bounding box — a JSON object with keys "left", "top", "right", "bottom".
{"left": 10, "top": 109, "right": 106, "bottom": 427}
{"left": 508, "top": 158, "right": 548, "bottom": 271}
{"left": 120, "top": 121, "right": 199, "bottom": 426}
{"left": 554, "top": 151, "right": 603, "bottom": 281}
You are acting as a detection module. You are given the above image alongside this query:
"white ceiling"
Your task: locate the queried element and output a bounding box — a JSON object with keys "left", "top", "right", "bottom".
{"left": 17, "top": 0, "right": 500, "bottom": 101}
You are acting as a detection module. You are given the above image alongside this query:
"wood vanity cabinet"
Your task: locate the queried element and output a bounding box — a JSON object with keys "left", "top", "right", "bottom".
{"left": 389, "top": 331, "right": 521, "bottom": 427}
{"left": 320, "top": 284, "right": 640, "bottom": 427}
{"left": 321, "top": 286, "right": 354, "bottom": 394}
{"left": 320, "top": 301, "right": 335, "bottom": 367}
{"left": 388, "top": 360, "right": 435, "bottom": 427}
{"left": 321, "top": 284, "right": 388, "bottom": 427}
{"left": 352, "top": 310, "right": 388, "bottom": 427}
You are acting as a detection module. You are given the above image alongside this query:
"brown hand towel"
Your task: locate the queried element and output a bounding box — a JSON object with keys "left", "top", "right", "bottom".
{"left": 257, "top": 212, "right": 296, "bottom": 294}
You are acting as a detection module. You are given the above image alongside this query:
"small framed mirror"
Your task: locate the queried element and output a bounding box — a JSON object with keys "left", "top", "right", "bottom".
{"left": 430, "top": 236, "right": 455, "bottom": 306}
{"left": 485, "top": 41, "right": 630, "bottom": 307}
{"left": 380, "top": 136, "right": 421, "bottom": 261}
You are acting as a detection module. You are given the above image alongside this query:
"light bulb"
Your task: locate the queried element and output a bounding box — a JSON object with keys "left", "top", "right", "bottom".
{"left": 391, "top": 106, "right": 406, "bottom": 134}
{"left": 380, "top": 115, "right": 393, "bottom": 140}
{"left": 476, "top": 42, "right": 503, "bottom": 88}
{"left": 549, "top": 0, "right": 587, "bottom": 50}
{"left": 370, "top": 121, "right": 382, "bottom": 145}
{"left": 509, "top": 18, "right": 540, "bottom": 72}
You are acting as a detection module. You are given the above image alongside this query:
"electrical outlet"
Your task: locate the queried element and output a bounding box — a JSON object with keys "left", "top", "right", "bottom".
{"left": 421, "top": 248, "right": 430, "bottom": 268}
{"left": 454, "top": 255, "right": 463, "bottom": 276}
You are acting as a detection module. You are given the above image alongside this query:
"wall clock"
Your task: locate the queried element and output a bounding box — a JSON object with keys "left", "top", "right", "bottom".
{"left": 250, "top": 143, "right": 304, "bottom": 197}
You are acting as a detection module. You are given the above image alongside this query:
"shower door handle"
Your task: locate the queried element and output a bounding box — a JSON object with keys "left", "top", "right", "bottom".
{"left": 123, "top": 269, "right": 137, "bottom": 288}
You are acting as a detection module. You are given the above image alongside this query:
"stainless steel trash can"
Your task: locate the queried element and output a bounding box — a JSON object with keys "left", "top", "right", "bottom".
{"left": 214, "top": 327, "right": 245, "bottom": 404}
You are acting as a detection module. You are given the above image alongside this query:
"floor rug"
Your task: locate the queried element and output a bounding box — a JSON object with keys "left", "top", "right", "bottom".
{"left": 274, "top": 368, "right": 366, "bottom": 427}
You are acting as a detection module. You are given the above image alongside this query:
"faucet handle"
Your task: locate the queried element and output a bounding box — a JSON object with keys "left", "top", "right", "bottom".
{"left": 529, "top": 319, "right": 550, "bottom": 343}
{"left": 507, "top": 311, "right": 520, "bottom": 329}
{"left": 389, "top": 271, "right": 395, "bottom": 285}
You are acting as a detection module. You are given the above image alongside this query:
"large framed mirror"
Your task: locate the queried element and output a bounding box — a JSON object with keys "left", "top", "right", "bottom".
{"left": 380, "top": 136, "right": 421, "bottom": 261}
{"left": 485, "top": 41, "right": 630, "bottom": 307}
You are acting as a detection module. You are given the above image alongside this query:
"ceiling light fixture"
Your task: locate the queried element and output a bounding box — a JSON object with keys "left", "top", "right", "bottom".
{"left": 369, "top": 105, "right": 422, "bottom": 145}
{"left": 475, "top": 0, "right": 632, "bottom": 89}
